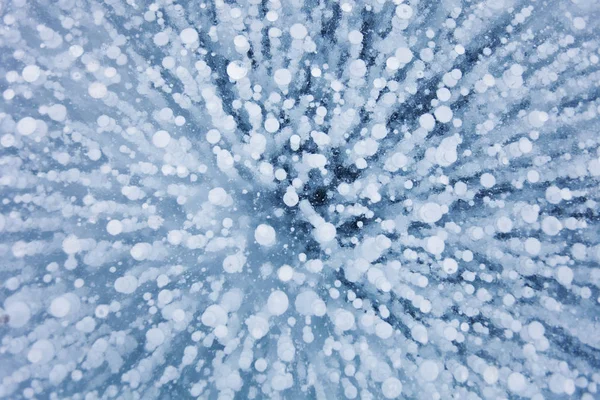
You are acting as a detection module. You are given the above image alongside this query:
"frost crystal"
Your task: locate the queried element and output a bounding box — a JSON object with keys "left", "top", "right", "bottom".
{"left": 1, "top": 0, "right": 600, "bottom": 399}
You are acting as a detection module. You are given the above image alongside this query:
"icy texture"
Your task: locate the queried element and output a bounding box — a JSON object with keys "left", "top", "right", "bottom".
{"left": 1, "top": 0, "right": 600, "bottom": 399}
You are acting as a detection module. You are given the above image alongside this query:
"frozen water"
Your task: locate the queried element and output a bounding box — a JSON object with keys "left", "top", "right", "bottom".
{"left": 1, "top": 0, "right": 600, "bottom": 399}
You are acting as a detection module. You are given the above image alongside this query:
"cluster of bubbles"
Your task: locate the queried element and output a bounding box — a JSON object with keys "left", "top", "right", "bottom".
{"left": 1, "top": 0, "right": 600, "bottom": 399}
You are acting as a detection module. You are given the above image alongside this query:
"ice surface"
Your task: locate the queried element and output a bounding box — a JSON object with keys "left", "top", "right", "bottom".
{"left": 1, "top": 0, "right": 600, "bottom": 399}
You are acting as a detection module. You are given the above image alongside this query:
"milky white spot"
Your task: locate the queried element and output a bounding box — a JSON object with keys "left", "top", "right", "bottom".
{"left": 253, "top": 224, "right": 275, "bottom": 247}
{"left": 28, "top": 340, "right": 55, "bottom": 364}
{"left": 396, "top": 4, "right": 413, "bottom": 19}
{"left": 333, "top": 309, "right": 355, "bottom": 331}
{"left": 106, "top": 220, "right": 123, "bottom": 235}
{"left": 49, "top": 296, "right": 71, "bottom": 318}
{"left": 274, "top": 69, "right": 292, "bottom": 86}
{"left": 208, "top": 187, "right": 228, "bottom": 206}
{"left": 434, "top": 105, "right": 453, "bottom": 123}
{"left": 180, "top": 28, "right": 199, "bottom": 44}
{"left": 88, "top": 82, "right": 107, "bottom": 99}
{"left": 5, "top": 301, "right": 31, "bottom": 328}
{"left": 227, "top": 61, "right": 248, "bottom": 81}
{"left": 480, "top": 173, "right": 496, "bottom": 188}
{"left": 267, "top": 290, "right": 289, "bottom": 316}
{"left": 382, "top": 377, "right": 402, "bottom": 398}
{"left": 22, "top": 65, "right": 41, "bottom": 82}
{"left": 17, "top": 117, "right": 37, "bottom": 136}
{"left": 114, "top": 275, "right": 138, "bottom": 294}
{"left": 314, "top": 222, "right": 336, "bottom": 243}
{"left": 130, "top": 242, "right": 152, "bottom": 261}
{"left": 419, "top": 360, "right": 439, "bottom": 382}
{"left": 289, "top": 23, "right": 308, "bottom": 40}
{"left": 419, "top": 113, "right": 435, "bottom": 131}
{"left": 206, "top": 129, "right": 221, "bottom": 144}
{"left": 278, "top": 265, "right": 294, "bottom": 282}
{"left": 419, "top": 202, "right": 443, "bottom": 223}
{"left": 507, "top": 372, "right": 527, "bottom": 393}
{"left": 152, "top": 130, "right": 171, "bottom": 148}
{"left": 541, "top": 216, "right": 562, "bottom": 236}
{"left": 62, "top": 235, "right": 81, "bottom": 254}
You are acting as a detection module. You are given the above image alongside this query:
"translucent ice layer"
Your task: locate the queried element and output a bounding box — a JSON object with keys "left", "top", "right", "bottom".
{"left": 0, "top": 0, "right": 600, "bottom": 399}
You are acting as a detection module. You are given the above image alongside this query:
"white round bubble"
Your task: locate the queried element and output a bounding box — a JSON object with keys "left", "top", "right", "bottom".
{"left": 267, "top": 290, "right": 289, "bottom": 316}
{"left": 49, "top": 296, "right": 71, "bottom": 318}
{"left": 382, "top": 377, "right": 402, "bottom": 398}
{"left": 314, "top": 223, "right": 336, "bottom": 243}
{"left": 17, "top": 117, "right": 37, "bottom": 136}
{"left": 508, "top": 372, "right": 527, "bottom": 393}
{"left": 278, "top": 265, "right": 294, "bottom": 282}
{"left": 130, "top": 242, "right": 152, "bottom": 261}
{"left": 208, "top": 187, "right": 228, "bottom": 206}
{"left": 28, "top": 340, "right": 55, "bottom": 364}
{"left": 106, "top": 220, "right": 123, "bottom": 235}
{"left": 396, "top": 4, "right": 413, "bottom": 19}
{"left": 180, "top": 28, "right": 199, "bottom": 44}
{"left": 419, "top": 360, "right": 439, "bottom": 382}
{"left": 289, "top": 23, "right": 308, "bottom": 40}
{"left": 227, "top": 61, "right": 248, "bottom": 81}
{"left": 333, "top": 309, "right": 355, "bottom": 331}
{"left": 434, "top": 105, "right": 453, "bottom": 123}
{"left": 480, "top": 173, "right": 496, "bottom": 188}
{"left": 153, "top": 130, "right": 171, "bottom": 148}
{"left": 419, "top": 202, "right": 443, "bottom": 223}
{"left": 114, "top": 275, "right": 138, "bottom": 294}
{"left": 22, "top": 65, "right": 41, "bottom": 82}
{"left": 5, "top": 301, "right": 31, "bottom": 328}
{"left": 88, "top": 82, "right": 107, "bottom": 99}
{"left": 274, "top": 69, "right": 292, "bottom": 86}
{"left": 255, "top": 224, "right": 276, "bottom": 246}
